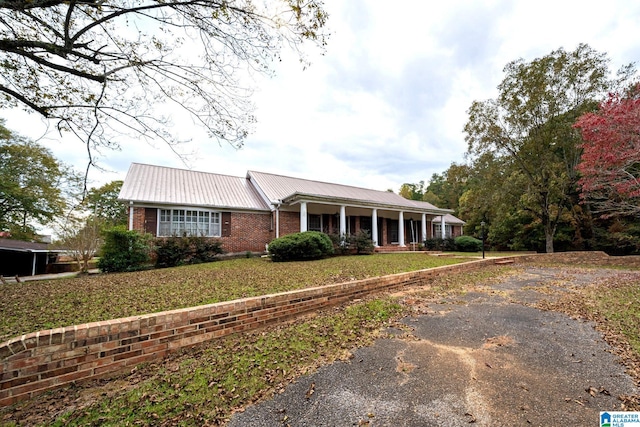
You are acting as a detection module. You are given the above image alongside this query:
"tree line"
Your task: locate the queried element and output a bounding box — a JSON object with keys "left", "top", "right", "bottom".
{"left": 399, "top": 44, "right": 639, "bottom": 254}
{"left": 0, "top": 119, "right": 127, "bottom": 270}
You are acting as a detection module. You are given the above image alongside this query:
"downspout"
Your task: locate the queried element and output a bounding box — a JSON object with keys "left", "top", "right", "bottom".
{"left": 275, "top": 201, "right": 281, "bottom": 239}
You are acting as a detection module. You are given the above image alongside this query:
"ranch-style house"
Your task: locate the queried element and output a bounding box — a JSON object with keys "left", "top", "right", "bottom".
{"left": 118, "top": 163, "right": 465, "bottom": 253}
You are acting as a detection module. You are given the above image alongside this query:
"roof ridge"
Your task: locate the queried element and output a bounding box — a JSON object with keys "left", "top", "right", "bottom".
{"left": 131, "top": 163, "right": 245, "bottom": 179}
{"left": 248, "top": 170, "right": 394, "bottom": 194}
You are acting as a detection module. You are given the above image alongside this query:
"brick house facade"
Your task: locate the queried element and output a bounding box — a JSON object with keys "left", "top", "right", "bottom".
{"left": 119, "top": 164, "right": 466, "bottom": 254}
{"left": 129, "top": 207, "right": 273, "bottom": 253}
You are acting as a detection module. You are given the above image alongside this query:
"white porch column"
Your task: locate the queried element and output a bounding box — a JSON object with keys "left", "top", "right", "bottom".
{"left": 128, "top": 201, "right": 134, "bottom": 230}
{"left": 398, "top": 211, "right": 405, "bottom": 247}
{"left": 371, "top": 209, "right": 378, "bottom": 246}
{"left": 339, "top": 205, "right": 346, "bottom": 235}
{"left": 441, "top": 215, "right": 446, "bottom": 239}
{"left": 300, "top": 202, "right": 308, "bottom": 232}
{"left": 421, "top": 213, "right": 427, "bottom": 243}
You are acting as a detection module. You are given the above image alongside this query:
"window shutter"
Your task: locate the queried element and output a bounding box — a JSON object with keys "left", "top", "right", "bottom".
{"left": 144, "top": 209, "right": 158, "bottom": 236}
{"left": 221, "top": 212, "right": 231, "bottom": 237}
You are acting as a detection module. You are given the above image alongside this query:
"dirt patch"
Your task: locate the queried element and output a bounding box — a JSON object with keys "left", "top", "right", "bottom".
{"left": 482, "top": 335, "right": 514, "bottom": 349}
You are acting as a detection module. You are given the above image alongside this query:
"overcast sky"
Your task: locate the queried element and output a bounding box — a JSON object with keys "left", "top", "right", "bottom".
{"left": 2, "top": 0, "right": 640, "bottom": 193}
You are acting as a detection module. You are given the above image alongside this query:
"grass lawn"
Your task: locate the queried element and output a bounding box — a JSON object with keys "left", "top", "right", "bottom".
{"left": 0, "top": 253, "right": 476, "bottom": 342}
{"left": 1, "top": 257, "right": 638, "bottom": 425}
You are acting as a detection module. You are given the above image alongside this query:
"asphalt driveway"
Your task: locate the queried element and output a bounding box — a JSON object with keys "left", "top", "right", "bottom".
{"left": 228, "top": 266, "right": 638, "bottom": 427}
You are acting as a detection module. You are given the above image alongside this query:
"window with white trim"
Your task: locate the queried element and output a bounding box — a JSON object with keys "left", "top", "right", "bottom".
{"left": 158, "top": 209, "right": 220, "bottom": 237}
{"left": 433, "top": 223, "right": 452, "bottom": 239}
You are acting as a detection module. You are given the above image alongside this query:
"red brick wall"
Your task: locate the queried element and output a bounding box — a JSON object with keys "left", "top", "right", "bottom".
{"left": 221, "top": 212, "right": 272, "bottom": 253}
{"left": 278, "top": 211, "right": 300, "bottom": 237}
{"left": 131, "top": 206, "right": 145, "bottom": 231}
{"left": 129, "top": 207, "right": 272, "bottom": 254}
{"left": 0, "top": 257, "right": 509, "bottom": 407}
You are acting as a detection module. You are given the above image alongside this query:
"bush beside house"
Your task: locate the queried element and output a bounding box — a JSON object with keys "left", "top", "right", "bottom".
{"left": 328, "top": 230, "right": 375, "bottom": 255}
{"left": 155, "top": 236, "right": 224, "bottom": 268}
{"left": 268, "top": 231, "right": 334, "bottom": 262}
{"left": 97, "top": 227, "right": 152, "bottom": 272}
{"left": 455, "top": 235, "right": 483, "bottom": 252}
{"left": 424, "top": 237, "right": 456, "bottom": 251}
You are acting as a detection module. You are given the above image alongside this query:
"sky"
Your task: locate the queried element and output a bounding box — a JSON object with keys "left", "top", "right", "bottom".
{"left": 2, "top": 0, "right": 640, "bottom": 194}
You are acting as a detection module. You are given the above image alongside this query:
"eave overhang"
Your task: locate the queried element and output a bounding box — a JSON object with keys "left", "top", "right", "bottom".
{"left": 281, "top": 192, "right": 454, "bottom": 216}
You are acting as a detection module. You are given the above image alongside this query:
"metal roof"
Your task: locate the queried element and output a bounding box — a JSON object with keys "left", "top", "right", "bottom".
{"left": 247, "top": 171, "right": 452, "bottom": 214}
{"left": 0, "top": 239, "right": 50, "bottom": 252}
{"left": 118, "top": 164, "right": 456, "bottom": 216}
{"left": 433, "top": 214, "right": 466, "bottom": 225}
{"left": 118, "top": 163, "right": 270, "bottom": 211}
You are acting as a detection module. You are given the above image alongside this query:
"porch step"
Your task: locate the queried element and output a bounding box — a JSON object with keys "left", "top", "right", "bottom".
{"left": 374, "top": 245, "right": 424, "bottom": 253}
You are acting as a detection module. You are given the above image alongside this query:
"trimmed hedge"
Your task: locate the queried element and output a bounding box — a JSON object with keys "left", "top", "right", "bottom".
{"left": 455, "top": 235, "right": 483, "bottom": 252}
{"left": 424, "top": 237, "right": 456, "bottom": 251}
{"left": 268, "top": 231, "right": 334, "bottom": 262}
{"left": 155, "top": 236, "right": 224, "bottom": 268}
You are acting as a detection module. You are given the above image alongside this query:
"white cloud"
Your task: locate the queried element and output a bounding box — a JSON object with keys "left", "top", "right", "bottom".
{"left": 2, "top": 0, "right": 639, "bottom": 199}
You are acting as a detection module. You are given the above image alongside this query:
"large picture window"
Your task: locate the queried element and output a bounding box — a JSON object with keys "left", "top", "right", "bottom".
{"left": 158, "top": 209, "right": 220, "bottom": 237}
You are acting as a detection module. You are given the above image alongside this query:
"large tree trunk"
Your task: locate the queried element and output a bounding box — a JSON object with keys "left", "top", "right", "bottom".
{"left": 541, "top": 199, "right": 555, "bottom": 253}
{"left": 545, "top": 230, "right": 554, "bottom": 253}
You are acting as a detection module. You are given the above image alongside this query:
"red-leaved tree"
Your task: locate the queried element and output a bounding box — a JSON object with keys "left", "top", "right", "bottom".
{"left": 574, "top": 87, "right": 640, "bottom": 217}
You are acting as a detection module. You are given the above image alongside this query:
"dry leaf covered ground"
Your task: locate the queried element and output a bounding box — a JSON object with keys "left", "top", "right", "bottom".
{"left": 1, "top": 254, "right": 639, "bottom": 426}
{"left": 0, "top": 254, "right": 470, "bottom": 342}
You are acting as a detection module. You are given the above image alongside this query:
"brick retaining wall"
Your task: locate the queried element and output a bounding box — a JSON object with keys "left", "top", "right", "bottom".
{"left": 1, "top": 251, "right": 635, "bottom": 406}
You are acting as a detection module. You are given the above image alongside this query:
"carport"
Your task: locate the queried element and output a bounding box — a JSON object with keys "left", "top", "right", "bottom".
{"left": 0, "top": 239, "right": 58, "bottom": 277}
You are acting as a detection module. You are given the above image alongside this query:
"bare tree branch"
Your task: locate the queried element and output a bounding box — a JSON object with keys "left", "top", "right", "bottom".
{"left": 0, "top": 0, "right": 329, "bottom": 183}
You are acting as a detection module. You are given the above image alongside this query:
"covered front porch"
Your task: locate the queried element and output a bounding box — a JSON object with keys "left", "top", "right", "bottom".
{"left": 274, "top": 195, "right": 452, "bottom": 248}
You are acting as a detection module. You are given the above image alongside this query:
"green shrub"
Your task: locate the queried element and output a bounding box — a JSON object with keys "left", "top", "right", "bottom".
{"left": 155, "top": 236, "right": 223, "bottom": 268}
{"left": 353, "top": 230, "right": 375, "bottom": 255}
{"left": 328, "top": 233, "right": 351, "bottom": 255}
{"left": 154, "top": 236, "right": 184, "bottom": 268}
{"left": 423, "top": 237, "right": 456, "bottom": 251}
{"left": 98, "top": 227, "right": 152, "bottom": 272}
{"left": 455, "top": 235, "right": 483, "bottom": 252}
{"left": 268, "top": 231, "right": 334, "bottom": 262}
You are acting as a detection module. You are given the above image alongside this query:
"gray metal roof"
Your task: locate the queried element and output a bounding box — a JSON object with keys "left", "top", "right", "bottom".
{"left": 118, "top": 163, "right": 270, "bottom": 211}
{"left": 433, "top": 214, "right": 466, "bottom": 225}
{"left": 118, "top": 164, "right": 455, "bottom": 215}
{"left": 248, "top": 171, "right": 452, "bottom": 214}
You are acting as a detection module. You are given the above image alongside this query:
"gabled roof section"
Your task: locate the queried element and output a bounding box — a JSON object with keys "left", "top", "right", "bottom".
{"left": 119, "top": 163, "right": 269, "bottom": 211}
{"left": 247, "top": 171, "right": 452, "bottom": 214}
{"left": 433, "top": 214, "right": 466, "bottom": 225}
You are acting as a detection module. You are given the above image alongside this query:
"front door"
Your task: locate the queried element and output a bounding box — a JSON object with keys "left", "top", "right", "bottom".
{"left": 360, "top": 216, "right": 372, "bottom": 236}
{"left": 387, "top": 220, "right": 399, "bottom": 244}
